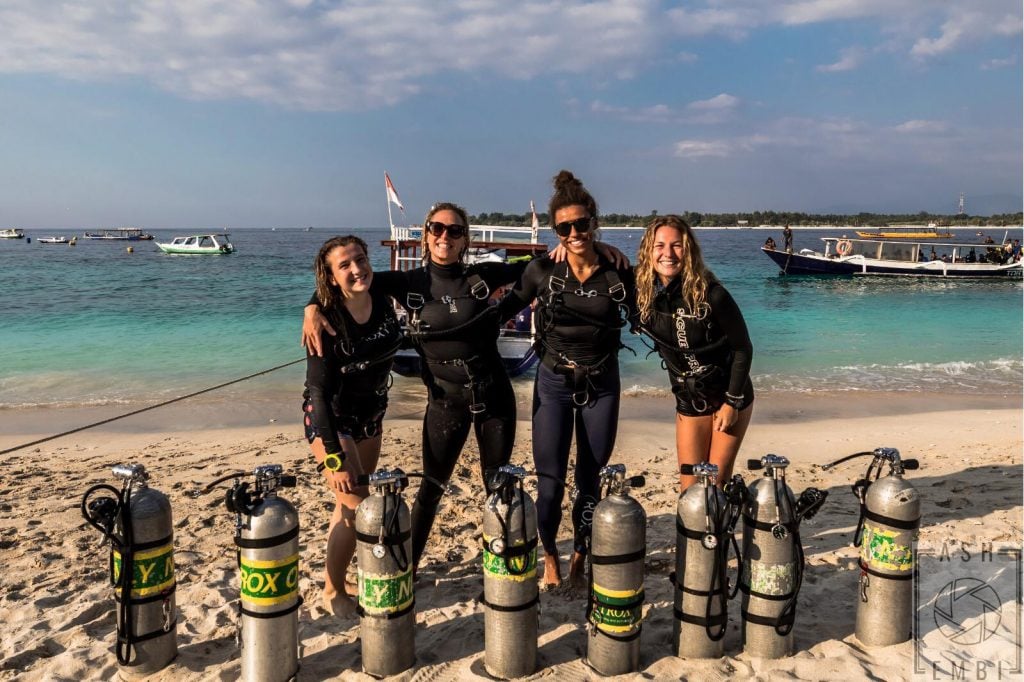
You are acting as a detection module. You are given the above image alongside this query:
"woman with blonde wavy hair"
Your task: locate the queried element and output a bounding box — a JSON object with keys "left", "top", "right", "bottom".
{"left": 634, "top": 215, "right": 754, "bottom": 491}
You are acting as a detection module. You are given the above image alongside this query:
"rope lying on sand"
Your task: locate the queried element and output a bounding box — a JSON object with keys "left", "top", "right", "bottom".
{"left": 0, "top": 358, "right": 306, "bottom": 456}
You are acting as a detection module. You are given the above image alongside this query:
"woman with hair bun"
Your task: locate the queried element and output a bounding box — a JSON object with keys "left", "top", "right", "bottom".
{"left": 633, "top": 215, "right": 754, "bottom": 491}
{"left": 499, "top": 170, "right": 636, "bottom": 588}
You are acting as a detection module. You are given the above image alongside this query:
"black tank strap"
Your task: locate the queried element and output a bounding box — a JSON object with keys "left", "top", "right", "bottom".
{"left": 133, "top": 534, "right": 173, "bottom": 552}
{"left": 673, "top": 607, "right": 727, "bottom": 628}
{"left": 676, "top": 518, "right": 715, "bottom": 541}
{"left": 863, "top": 508, "right": 921, "bottom": 530}
{"left": 478, "top": 593, "right": 539, "bottom": 612}
{"left": 593, "top": 624, "right": 643, "bottom": 642}
{"left": 356, "top": 599, "right": 415, "bottom": 620}
{"left": 240, "top": 597, "right": 303, "bottom": 620}
{"left": 481, "top": 536, "right": 538, "bottom": 558}
{"left": 114, "top": 584, "right": 177, "bottom": 605}
{"left": 235, "top": 525, "right": 299, "bottom": 549}
{"left": 590, "top": 548, "right": 645, "bottom": 565}
{"left": 742, "top": 514, "right": 798, "bottom": 534}
{"left": 355, "top": 529, "right": 411, "bottom": 547}
{"left": 741, "top": 609, "right": 796, "bottom": 628}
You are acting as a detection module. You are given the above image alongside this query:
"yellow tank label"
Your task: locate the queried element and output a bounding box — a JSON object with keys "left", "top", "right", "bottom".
{"left": 590, "top": 584, "right": 643, "bottom": 633}
{"left": 860, "top": 522, "right": 914, "bottom": 572}
{"left": 742, "top": 562, "right": 794, "bottom": 596}
{"left": 240, "top": 554, "right": 299, "bottom": 606}
{"left": 482, "top": 533, "right": 537, "bottom": 580}
{"left": 358, "top": 568, "right": 414, "bottom": 614}
{"left": 113, "top": 543, "right": 175, "bottom": 598}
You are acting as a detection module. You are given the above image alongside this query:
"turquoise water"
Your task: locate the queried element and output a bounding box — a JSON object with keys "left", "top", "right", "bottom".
{"left": 1, "top": 227, "right": 1021, "bottom": 408}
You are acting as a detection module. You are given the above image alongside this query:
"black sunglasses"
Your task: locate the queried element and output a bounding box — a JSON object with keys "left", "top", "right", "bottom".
{"left": 553, "top": 216, "right": 594, "bottom": 237}
{"left": 426, "top": 222, "right": 466, "bottom": 239}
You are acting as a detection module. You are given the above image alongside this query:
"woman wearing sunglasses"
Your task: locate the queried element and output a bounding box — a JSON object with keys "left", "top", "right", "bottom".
{"left": 633, "top": 215, "right": 753, "bottom": 491}
{"left": 304, "top": 235, "right": 402, "bottom": 615}
{"left": 303, "top": 203, "right": 530, "bottom": 571}
{"left": 498, "top": 170, "right": 635, "bottom": 589}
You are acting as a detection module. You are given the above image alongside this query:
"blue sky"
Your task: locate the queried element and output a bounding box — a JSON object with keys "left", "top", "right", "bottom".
{"left": 1, "top": 1, "right": 1021, "bottom": 229}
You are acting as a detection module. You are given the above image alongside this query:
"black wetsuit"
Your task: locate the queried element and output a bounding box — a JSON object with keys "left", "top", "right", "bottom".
{"left": 372, "top": 261, "right": 529, "bottom": 566}
{"left": 304, "top": 291, "right": 401, "bottom": 454}
{"left": 501, "top": 256, "right": 635, "bottom": 555}
{"left": 636, "top": 278, "right": 753, "bottom": 416}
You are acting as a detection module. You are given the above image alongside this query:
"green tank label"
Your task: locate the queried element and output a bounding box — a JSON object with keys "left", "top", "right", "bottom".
{"left": 742, "top": 562, "right": 794, "bottom": 597}
{"left": 240, "top": 554, "right": 299, "bottom": 606}
{"left": 860, "top": 523, "right": 914, "bottom": 572}
{"left": 113, "top": 543, "right": 175, "bottom": 598}
{"left": 358, "top": 568, "right": 414, "bottom": 614}
{"left": 482, "top": 542, "right": 537, "bottom": 581}
{"left": 590, "top": 585, "right": 643, "bottom": 633}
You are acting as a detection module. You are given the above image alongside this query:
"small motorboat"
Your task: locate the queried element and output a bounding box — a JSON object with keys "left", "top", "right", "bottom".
{"left": 156, "top": 233, "right": 234, "bottom": 255}
{"left": 0, "top": 228, "right": 25, "bottom": 239}
{"left": 38, "top": 236, "right": 69, "bottom": 244}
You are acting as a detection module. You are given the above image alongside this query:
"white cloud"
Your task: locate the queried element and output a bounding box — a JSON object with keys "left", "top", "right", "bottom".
{"left": 816, "top": 46, "right": 867, "bottom": 72}
{"left": 892, "top": 120, "right": 949, "bottom": 134}
{"left": 591, "top": 93, "right": 740, "bottom": 125}
{"left": 688, "top": 93, "right": 740, "bottom": 111}
{"left": 0, "top": 1, "right": 1017, "bottom": 112}
{"left": 981, "top": 56, "right": 1017, "bottom": 70}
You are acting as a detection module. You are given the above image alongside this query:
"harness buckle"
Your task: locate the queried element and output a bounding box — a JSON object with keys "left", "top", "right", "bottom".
{"left": 406, "top": 292, "right": 425, "bottom": 310}
{"left": 574, "top": 287, "right": 597, "bottom": 298}
{"left": 549, "top": 275, "right": 566, "bottom": 292}
{"left": 469, "top": 401, "right": 487, "bottom": 415}
{"left": 608, "top": 282, "right": 626, "bottom": 302}
{"left": 469, "top": 279, "right": 490, "bottom": 300}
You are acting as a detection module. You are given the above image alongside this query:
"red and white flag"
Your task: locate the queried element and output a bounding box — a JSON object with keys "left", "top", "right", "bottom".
{"left": 385, "top": 172, "right": 405, "bottom": 212}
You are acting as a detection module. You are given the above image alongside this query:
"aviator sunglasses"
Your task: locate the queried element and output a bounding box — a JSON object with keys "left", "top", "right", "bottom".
{"left": 426, "top": 222, "right": 467, "bottom": 239}
{"left": 553, "top": 216, "right": 595, "bottom": 237}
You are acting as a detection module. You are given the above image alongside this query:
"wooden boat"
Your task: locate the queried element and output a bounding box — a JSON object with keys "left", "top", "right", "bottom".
{"left": 762, "top": 237, "right": 1021, "bottom": 278}
{"left": 854, "top": 224, "right": 954, "bottom": 239}
{"left": 380, "top": 174, "right": 546, "bottom": 377}
{"left": 156, "top": 233, "right": 234, "bottom": 254}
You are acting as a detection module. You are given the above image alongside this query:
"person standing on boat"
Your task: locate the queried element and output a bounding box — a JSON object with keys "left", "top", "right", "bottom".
{"left": 498, "top": 171, "right": 636, "bottom": 589}
{"left": 304, "top": 235, "right": 402, "bottom": 616}
{"left": 633, "top": 215, "right": 754, "bottom": 491}
{"left": 783, "top": 224, "right": 793, "bottom": 253}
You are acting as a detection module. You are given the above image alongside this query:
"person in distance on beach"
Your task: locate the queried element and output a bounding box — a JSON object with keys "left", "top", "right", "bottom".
{"left": 633, "top": 215, "right": 754, "bottom": 491}
{"left": 498, "top": 170, "right": 636, "bottom": 589}
{"left": 304, "top": 235, "right": 401, "bottom": 616}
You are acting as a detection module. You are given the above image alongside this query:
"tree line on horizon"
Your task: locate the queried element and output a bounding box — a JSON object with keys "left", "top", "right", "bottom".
{"left": 469, "top": 210, "right": 1024, "bottom": 228}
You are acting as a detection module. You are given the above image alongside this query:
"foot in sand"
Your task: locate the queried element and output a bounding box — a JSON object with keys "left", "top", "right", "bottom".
{"left": 540, "top": 553, "right": 562, "bottom": 590}
{"left": 323, "top": 592, "right": 358, "bottom": 619}
{"left": 567, "top": 551, "right": 587, "bottom": 589}
{"left": 344, "top": 578, "right": 359, "bottom": 597}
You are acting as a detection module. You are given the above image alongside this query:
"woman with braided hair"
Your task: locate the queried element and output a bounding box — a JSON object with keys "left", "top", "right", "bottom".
{"left": 633, "top": 215, "right": 754, "bottom": 492}
{"left": 304, "top": 235, "right": 401, "bottom": 615}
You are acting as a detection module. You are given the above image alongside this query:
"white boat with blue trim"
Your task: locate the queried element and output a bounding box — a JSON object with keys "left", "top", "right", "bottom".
{"left": 763, "top": 237, "right": 1021, "bottom": 279}
{"left": 156, "top": 233, "right": 234, "bottom": 255}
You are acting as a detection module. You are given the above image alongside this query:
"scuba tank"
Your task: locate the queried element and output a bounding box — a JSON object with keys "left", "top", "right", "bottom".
{"left": 823, "top": 447, "right": 921, "bottom": 646}
{"left": 81, "top": 463, "right": 177, "bottom": 677}
{"left": 740, "top": 455, "right": 827, "bottom": 658}
{"left": 354, "top": 467, "right": 415, "bottom": 677}
{"left": 672, "top": 463, "right": 747, "bottom": 659}
{"left": 586, "top": 464, "right": 647, "bottom": 676}
{"left": 481, "top": 465, "right": 539, "bottom": 680}
{"left": 223, "top": 464, "right": 300, "bottom": 682}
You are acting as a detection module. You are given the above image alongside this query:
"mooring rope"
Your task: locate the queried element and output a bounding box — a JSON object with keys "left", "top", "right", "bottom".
{"left": 0, "top": 358, "right": 306, "bottom": 456}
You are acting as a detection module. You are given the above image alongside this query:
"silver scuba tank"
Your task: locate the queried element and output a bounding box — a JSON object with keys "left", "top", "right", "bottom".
{"left": 740, "top": 455, "right": 827, "bottom": 659}
{"left": 586, "top": 464, "right": 647, "bottom": 676}
{"left": 224, "top": 464, "right": 301, "bottom": 682}
{"left": 81, "top": 463, "right": 177, "bottom": 678}
{"left": 845, "top": 448, "right": 921, "bottom": 646}
{"left": 355, "top": 467, "right": 415, "bottom": 677}
{"left": 672, "top": 463, "right": 746, "bottom": 659}
{"left": 481, "top": 465, "right": 539, "bottom": 680}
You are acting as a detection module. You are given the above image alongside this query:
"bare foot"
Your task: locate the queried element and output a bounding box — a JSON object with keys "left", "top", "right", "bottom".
{"left": 567, "top": 551, "right": 587, "bottom": 589}
{"left": 323, "top": 592, "right": 358, "bottom": 619}
{"left": 541, "top": 554, "right": 562, "bottom": 590}
{"left": 344, "top": 577, "right": 359, "bottom": 597}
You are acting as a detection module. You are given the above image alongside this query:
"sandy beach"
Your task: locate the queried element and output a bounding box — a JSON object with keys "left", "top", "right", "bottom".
{"left": 1, "top": 389, "right": 1021, "bottom": 681}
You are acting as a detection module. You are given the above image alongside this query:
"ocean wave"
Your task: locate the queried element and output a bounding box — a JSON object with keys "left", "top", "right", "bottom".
{"left": 757, "top": 358, "right": 1022, "bottom": 394}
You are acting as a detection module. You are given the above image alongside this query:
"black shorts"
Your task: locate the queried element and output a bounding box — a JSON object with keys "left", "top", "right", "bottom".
{"left": 302, "top": 396, "right": 387, "bottom": 444}
{"left": 671, "top": 373, "right": 754, "bottom": 417}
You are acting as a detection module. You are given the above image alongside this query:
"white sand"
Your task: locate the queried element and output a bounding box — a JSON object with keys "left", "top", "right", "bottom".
{"left": 0, "top": 392, "right": 1020, "bottom": 680}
